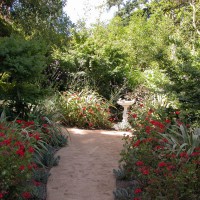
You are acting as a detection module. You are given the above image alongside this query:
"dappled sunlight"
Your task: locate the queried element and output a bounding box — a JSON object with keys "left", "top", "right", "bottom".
{"left": 67, "top": 128, "right": 131, "bottom": 136}
{"left": 81, "top": 138, "right": 96, "bottom": 144}
{"left": 68, "top": 128, "right": 88, "bottom": 135}
{"left": 98, "top": 130, "right": 131, "bottom": 136}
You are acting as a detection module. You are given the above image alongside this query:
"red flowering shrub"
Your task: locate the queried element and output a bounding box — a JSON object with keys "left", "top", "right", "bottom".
{"left": 118, "top": 102, "right": 200, "bottom": 199}
{"left": 0, "top": 114, "right": 67, "bottom": 199}
{"left": 0, "top": 121, "right": 36, "bottom": 199}
{"left": 58, "top": 89, "right": 112, "bottom": 129}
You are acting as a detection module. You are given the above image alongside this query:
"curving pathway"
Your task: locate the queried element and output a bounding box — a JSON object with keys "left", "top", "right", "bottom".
{"left": 46, "top": 128, "right": 130, "bottom": 200}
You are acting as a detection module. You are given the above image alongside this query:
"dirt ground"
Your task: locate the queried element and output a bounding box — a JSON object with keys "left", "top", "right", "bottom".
{"left": 46, "top": 128, "right": 130, "bottom": 200}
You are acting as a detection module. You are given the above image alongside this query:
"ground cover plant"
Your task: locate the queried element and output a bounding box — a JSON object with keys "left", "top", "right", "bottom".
{"left": 114, "top": 95, "right": 200, "bottom": 200}
{"left": 0, "top": 116, "right": 68, "bottom": 200}
{"left": 58, "top": 88, "right": 113, "bottom": 129}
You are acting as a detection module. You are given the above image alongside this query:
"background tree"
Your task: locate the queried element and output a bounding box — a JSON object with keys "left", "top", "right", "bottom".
{"left": 0, "top": 36, "right": 47, "bottom": 118}
{"left": 0, "top": 0, "right": 74, "bottom": 117}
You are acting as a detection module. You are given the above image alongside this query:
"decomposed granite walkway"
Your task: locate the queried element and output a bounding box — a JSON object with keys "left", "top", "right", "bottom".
{"left": 46, "top": 128, "right": 130, "bottom": 200}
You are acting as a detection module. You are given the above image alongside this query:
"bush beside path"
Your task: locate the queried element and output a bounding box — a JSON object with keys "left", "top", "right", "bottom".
{"left": 47, "top": 128, "right": 129, "bottom": 200}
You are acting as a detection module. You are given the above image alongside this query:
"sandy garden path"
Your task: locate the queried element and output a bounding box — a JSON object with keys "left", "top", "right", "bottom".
{"left": 46, "top": 128, "right": 129, "bottom": 200}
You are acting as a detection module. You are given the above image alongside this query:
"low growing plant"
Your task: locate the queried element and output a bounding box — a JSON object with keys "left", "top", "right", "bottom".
{"left": 0, "top": 121, "right": 37, "bottom": 199}
{"left": 58, "top": 88, "right": 112, "bottom": 129}
{"left": 0, "top": 115, "right": 68, "bottom": 199}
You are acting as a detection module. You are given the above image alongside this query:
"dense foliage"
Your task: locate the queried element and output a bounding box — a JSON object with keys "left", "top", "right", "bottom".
{"left": 57, "top": 89, "right": 112, "bottom": 129}
{"left": 114, "top": 97, "right": 200, "bottom": 199}
{"left": 0, "top": 117, "right": 68, "bottom": 199}
{"left": 0, "top": 36, "right": 47, "bottom": 118}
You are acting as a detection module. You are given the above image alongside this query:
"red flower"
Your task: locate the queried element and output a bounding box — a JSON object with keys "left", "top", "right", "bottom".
{"left": 154, "top": 168, "right": 161, "bottom": 175}
{"left": 28, "top": 163, "right": 38, "bottom": 170}
{"left": 148, "top": 109, "right": 154, "bottom": 115}
{"left": 150, "top": 120, "right": 165, "bottom": 129}
{"left": 0, "top": 132, "right": 5, "bottom": 137}
{"left": 136, "top": 161, "right": 144, "bottom": 166}
{"left": 0, "top": 193, "right": 3, "bottom": 198}
{"left": 16, "top": 148, "right": 25, "bottom": 157}
{"left": 143, "top": 138, "right": 153, "bottom": 143}
{"left": 167, "top": 165, "right": 175, "bottom": 171}
{"left": 15, "top": 141, "right": 23, "bottom": 146}
{"left": 194, "top": 160, "right": 200, "bottom": 165}
{"left": 42, "top": 124, "right": 49, "bottom": 128}
{"left": 19, "top": 165, "right": 25, "bottom": 171}
{"left": 41, "top": 116, "right": 45, "bottom": 121}
{"left": 22, "top": 192, "right": 31, "bottom": 199}
{"left": 133, "top": 198, "right": 140, "bottom": 200}
{"left": 33, "top": 180, "right": 41, "bottom": 186}
{"left": 195, "top": 147, "right": 200, "bottom": 151}
{"left": 33, "top": 133, "right": 40, "bottom": 140}
{"left": 176, "top": 119, "right": 183, "bottom": 126}
{"left": 88, "top": 109, "right": 94, "bottom": 114}
{"left": 175, "top": 111, "right": 180, "bottom": 115}
{"left": 134, "top": 188, "right": 142, "bottom": 194}
{"left": 141, "top": 168, "right": 149, "bottom": 175}
{"left": 82, "top": 107, "right": 86, "bottom": 111}
{"left": 180, "top": 152, "right": 188, "bottom": 158}
{"left": 88, "top": 122, "right": 93, "bottom": 127}
{"left": 28, "top": 121, "right": 34, "bottom": 125}
{"left": 165, "top": 119, "right": 171, "bottom": 123}
{"left": 16, "top": 119, "right": 23, "bottom": 124}
{"left": 191, "top": 152, "right": 200, "bottom": 157}
{"left": 132, "top": 114, "right": 137, "bottom": 118}
{"left": 133, "top": 140, "right": 141, "bottom": 147}
{"left": 145, "top": 126, "right": 151, "bottom": 134}
{"left": 162, "top": 138, "right": 168, "bottom": 143}
{"left": 158, "top": 161, "right": 167, "bottom": 168}
{"left": 166, "top": 153, "right": 176, "bottom": 159}
{"left": 154, "top": 145, "right": 164, "bottom": 150}
{"left": 3, "top": 138, "right": 12, "bottom": 145}
{"left": 159, "top": 128, "right": 165, "bottom": 133}
{"left": 109, "top": 117, "right": 114, "bottom": 122}
{"left": 28, "top": 146, "right": 34, "bottom": 153}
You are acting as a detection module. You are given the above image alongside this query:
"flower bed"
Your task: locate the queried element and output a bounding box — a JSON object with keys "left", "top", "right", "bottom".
{"left": 58, "top": 89, "right": 112, "bottom": 129}
{"left": 0, "top": 118, "right": 68, "bottom": 199}
{"left": 114, "top": 102, "right": 200, "bottom": 200}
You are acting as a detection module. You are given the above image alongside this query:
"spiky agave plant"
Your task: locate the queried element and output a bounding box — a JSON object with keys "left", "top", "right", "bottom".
{"left": 161, "top": 123, "right": 200, "bottom": 156}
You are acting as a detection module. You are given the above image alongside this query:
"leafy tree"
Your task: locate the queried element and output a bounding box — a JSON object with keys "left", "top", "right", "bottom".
{"left": 0, "top": 18, "right": 13, "bottom": 37}
{"left": 52, "top": 20, "right": 136, "bottom": 98}
{"left": 0, "top": 0, "right": 73, "bottom": 45}
{"left": 0, "top": 36, "right": 47, "bottom": 118}
{"left": 106, "top": 0, "right": 151, "bottom": 19}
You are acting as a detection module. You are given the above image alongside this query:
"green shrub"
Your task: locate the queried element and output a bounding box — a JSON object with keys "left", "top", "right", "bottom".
{"left": 0, "top": 36, "right": 47, "bottom": 118}
{"left": 58, "top": 88, "right": 112, "bottom": 129}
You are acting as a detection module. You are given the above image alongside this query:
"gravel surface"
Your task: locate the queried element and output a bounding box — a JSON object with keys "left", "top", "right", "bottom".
{"left": 46, "top": 128, "right": 130, "bottom": 200}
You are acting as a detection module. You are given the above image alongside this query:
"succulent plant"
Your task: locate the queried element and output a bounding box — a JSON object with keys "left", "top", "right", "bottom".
{"left": 113, "top": 166, "right": 127, "bottom": 180}
{"left": 113, "top": 187, "right": 134, "bottom": 200}
{"left": 33, "top": 169, "right": 50, "bottom": 184}
{"left": 33, "top": 145, "right": 60, "bottom": 168}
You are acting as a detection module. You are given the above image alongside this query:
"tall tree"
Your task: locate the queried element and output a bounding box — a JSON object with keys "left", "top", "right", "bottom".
{"left": 106, "top": 0, "right": 151, "bottom": 19}
{"left": 0, "top": 0, "right": 73, "bottom": 43}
